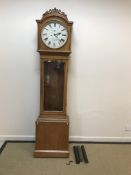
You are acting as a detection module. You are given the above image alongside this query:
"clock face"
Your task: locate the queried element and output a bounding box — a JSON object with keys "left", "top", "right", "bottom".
{"left": 41, "top": 21, "right": 68, "bottom": 49}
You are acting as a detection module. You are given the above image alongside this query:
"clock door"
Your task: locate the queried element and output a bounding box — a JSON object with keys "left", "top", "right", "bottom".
{"left": 40, "top": 59, "right": 68, "bottom": 115}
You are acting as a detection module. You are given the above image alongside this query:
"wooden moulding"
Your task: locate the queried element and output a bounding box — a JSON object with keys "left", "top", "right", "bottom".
{"left": 34, "top": 150, "right": 69, "bottom": 158}
{"left": 38, "top": 50, "right": 72, "bottom": 56}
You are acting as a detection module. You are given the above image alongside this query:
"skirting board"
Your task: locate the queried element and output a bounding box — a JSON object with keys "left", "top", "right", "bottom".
{"left": 0, "top": 141, "right": 4, "bottom": 148}
{"left": 1, "top": 135, "right": 131, "bottom": 143}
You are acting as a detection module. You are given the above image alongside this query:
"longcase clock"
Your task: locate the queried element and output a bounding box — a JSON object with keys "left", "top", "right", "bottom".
{"left": 34, "top": 8, "right": 73, "bottom": 158}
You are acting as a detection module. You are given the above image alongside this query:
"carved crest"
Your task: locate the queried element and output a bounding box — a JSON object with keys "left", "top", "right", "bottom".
{"left": 42, "top": 8, "right": 68, "bottom": 21}
{"left": 43, "top": 8, "right": 67, "bottom": 17}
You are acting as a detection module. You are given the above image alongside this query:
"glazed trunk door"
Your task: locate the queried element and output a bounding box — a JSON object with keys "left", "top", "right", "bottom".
{"left": 42, "top": 60, "right": 66, "bottom": 113}
{"left": 44, "top": 61, "right": 64, "bottom": 111}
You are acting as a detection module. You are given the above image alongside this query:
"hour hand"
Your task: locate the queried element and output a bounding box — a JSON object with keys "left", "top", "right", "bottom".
{"left": 54, "top": 34, "right": 59, "bottom": 38}
{"left": 54, "top": 33, "right": 61, "bottom": 37}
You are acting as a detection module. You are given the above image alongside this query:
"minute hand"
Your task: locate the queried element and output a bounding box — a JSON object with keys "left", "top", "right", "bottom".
{"left": 57, "top": 32, "right": 61, "bottom": 35}
{"left": 55, "top": 33, "right": 61, "bottom": 36}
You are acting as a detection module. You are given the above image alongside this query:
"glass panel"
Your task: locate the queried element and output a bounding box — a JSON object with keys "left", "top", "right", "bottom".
{"left": 44, "top": 61, "right": 64, "bottom": 111}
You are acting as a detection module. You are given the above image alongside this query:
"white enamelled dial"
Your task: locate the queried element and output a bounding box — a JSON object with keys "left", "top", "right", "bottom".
{"left": 41, "top": 21, "right": 68, "bottom": 49}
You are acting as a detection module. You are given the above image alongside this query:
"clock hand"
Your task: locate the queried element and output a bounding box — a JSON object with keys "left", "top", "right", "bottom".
{"left": 54, "top": 33, "right": 61, "bottom": 37}
{"left": 56, "top": 32, "right": 61, "bottom": 35}
{"left": 54, "top": 34, "right": 59, "bottom": 38}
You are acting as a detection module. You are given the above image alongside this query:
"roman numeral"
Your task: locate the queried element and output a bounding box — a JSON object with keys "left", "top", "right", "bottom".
{"left": 60, "top": 39, "right": 65, "bottom": 42}
{"left": 44, "top": 37, "right": 48, "bottom": 41}
{"left": 49, "top": 24, "right": 52, "bottom": 28}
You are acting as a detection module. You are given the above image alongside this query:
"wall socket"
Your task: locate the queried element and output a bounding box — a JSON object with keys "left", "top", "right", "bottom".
{"left": 125, "top": 124, "right": 131, "bottom": 132}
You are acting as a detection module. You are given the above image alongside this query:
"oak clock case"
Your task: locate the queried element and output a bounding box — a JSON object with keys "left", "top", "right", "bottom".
{"left": 34, "top": 8, "right": 73, "bottom": 158}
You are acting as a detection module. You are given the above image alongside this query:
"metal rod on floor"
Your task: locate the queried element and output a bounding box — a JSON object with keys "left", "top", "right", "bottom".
{"left": 73, "top": 146, "right": 80, "bottom": 164}
{"left": 81, "top": 145, "right": 89, "bottom": 163}
{"left": 77, "top": 146, "right": 83, "bottom": 162}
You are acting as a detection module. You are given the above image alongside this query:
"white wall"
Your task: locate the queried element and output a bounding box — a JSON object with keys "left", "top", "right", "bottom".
{"left": 0, "top": 0, "right": 131, "bottom": 142}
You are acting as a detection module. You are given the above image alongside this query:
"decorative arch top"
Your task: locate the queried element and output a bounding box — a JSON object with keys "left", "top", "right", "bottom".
{"left": 37, "top": 8, "right": 73, "bottom": 24}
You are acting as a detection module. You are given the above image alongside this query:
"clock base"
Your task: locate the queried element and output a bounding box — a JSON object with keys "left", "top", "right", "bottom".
{"left": 34, "top": 115, "right": 69, "bottom": 158}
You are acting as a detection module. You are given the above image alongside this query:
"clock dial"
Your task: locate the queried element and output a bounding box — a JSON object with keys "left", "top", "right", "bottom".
{"left": 41, "top": 22, "right": 68, "bottom": 49}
